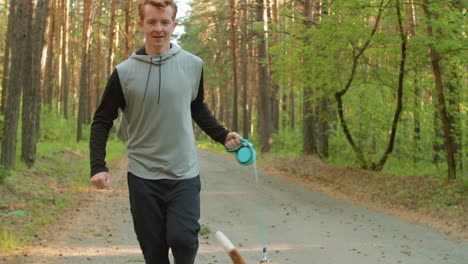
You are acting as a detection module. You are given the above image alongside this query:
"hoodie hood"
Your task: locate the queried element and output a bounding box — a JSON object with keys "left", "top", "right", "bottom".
{"left": 130, "top": 43, "right": 182, "bottom": 104}
{"left": 129, "top": 43, "right": 182, "bottom": 65}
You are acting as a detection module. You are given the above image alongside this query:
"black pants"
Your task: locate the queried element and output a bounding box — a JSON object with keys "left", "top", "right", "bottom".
{"left": 127, "top": 172, "right": 201, "bottom": 264}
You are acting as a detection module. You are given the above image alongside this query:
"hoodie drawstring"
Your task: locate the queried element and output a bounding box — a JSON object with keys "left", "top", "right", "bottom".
{"left": 143, "top": 56, "right": 163, "bottom": 104}
{"left": 158, "top": 56, "right": 162, "bottom": 104}
{"left": 143, "top": 57, "right": 153, "bottom": 102}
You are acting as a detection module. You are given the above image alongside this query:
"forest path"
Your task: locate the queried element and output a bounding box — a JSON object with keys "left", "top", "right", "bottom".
{"left": 2, "top": 150, "right": 467, "bottom": 264}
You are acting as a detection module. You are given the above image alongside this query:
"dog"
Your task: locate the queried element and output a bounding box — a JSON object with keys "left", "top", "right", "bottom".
{"left": 215, "top": 231, "right": 282, "bottom": 264}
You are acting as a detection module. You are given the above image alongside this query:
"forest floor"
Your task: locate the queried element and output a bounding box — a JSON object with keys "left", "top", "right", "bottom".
{"left": 0, "top": 149, "right": 466, "bottom": 263}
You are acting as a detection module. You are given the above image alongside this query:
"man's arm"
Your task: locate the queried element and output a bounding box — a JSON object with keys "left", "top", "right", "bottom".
{"left": 191, "top": 72, "right": 232, "bottom": 144}
{"left": 90, "top": 70, "right": 126, "bottom": 179}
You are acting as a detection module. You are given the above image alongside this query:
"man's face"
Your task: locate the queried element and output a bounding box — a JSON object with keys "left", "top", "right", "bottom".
{"left": 138, "top": 4, "right": 176, "bottom": 54}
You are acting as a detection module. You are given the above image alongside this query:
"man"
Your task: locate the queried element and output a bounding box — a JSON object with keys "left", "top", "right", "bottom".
{"left": 89, "top": 1, "right": 241, "bottom": 263}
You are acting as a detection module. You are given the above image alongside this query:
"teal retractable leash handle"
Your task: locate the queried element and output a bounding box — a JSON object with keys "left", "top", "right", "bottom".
{"left": 226, "top": 139, "right": 273, "bottom": 263}
{"left": 226, "top": 138, "right": 256, "bottom": 166}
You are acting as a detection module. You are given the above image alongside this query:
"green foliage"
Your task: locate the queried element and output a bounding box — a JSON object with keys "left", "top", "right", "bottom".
{"left": 182, "top": 0, "right": 467, "bottom": 181}
{"left": 198, "top": 224, "right": 211, "bottom": 236}
{"left": 38, "top": 110, "right": 90, "bottom": 155}
{"left": 0, "top": 164, "right": 9, "bottom": 185}
{"left": 196, "top": 139, "right": 226, "bottom": 153}
{"left": 271, "top": 129, "right": 302, "bottom": 157}
{"left": 0, "top": 113, "right": 4, "bottom": 142}
{"left": 2, "top": 210, "right": 27, "bottom": 218}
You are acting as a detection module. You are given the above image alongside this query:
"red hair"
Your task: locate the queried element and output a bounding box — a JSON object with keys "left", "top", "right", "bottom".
{"left": 138, "top": 0, "right": 178, "bottom": 20}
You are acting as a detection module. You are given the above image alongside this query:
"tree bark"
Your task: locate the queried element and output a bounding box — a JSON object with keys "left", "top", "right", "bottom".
{"left": 55, "top": 0, "right": 62, "bottom": 114}
{"left": 85, "top": 27, "right": 93, "bottom": 124}
{"left": 94, "top": 0, "right": 103, "bottom": 107}
{"left": 124, "top": 0, "right": 132, "bottom": 59}
{"left": 241, "top": 0, "right": 250, "bottom": 139}
{"left": 302, "top": 0, "right": 317, "bottom": 155}
{"left": 413, "top": 74, "right": 421, "bottom": 163}
{"left": 61, "top": 0, "right": 69, "bottom": 119}
{"left": 21, "top": 0, "right": 35, "bottom": 166}
{"left": 230, "top": 0, "right": 239, "bottom": 132}
{"left": 77, "top": 0, "right": 93, "bottom": 142}
{"left": 315, "top": 1, "right": 330, "bottom": 158}
{"left": 1, "top": 0, "right": 15, "bottom": 114}
{"left": 256, "top": 0, "right": 272, "bottom": 152}
{"left": 43, "top": 0, "right": 55, "bottom": 108}
{"left": 317, "top": 99, "right": 330, "bottom": 158}
{"left": 35, "top": 0, "right": 51, "bottom": 142}
{"left": 106, "top": 0, "right": 117, "bottom": 76}
{"left": 269, "top": 0, "right": 280, "bottom": 133}
{"left": 1, "top": 0, "right": 26, "bottom": 168}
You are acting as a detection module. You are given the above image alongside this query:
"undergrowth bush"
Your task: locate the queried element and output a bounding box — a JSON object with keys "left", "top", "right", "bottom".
{"left": 271, "top": 129, "right": 302, "bottom": 156}
{"left": 0, "top": 165, "right": 9, "bottom": 185}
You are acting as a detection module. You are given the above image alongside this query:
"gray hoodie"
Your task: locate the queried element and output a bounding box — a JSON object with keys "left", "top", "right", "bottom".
{"left": 116, "top": 43, "right": 203, "bottom": 180}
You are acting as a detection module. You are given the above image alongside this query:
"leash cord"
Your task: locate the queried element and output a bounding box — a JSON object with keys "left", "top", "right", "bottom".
{"left": 253, "top": 161, "right": 271, "bottom": 262}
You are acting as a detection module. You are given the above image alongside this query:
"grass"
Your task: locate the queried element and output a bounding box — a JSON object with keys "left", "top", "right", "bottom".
{"left": 0, "top": 111, "right": 126, "bottom": 253}
{"left": 199, "top": 224, "right": 211, "bottom": 236}
{"left": 0, "top": 230, "right": 22, "bottom": 253}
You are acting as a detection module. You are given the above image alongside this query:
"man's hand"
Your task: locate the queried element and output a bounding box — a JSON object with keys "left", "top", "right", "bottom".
{"left": 224, "top": 132, "right": 242, "bottom": 149}
{"left": 91, "top": 172, "right": 111, "bottom": 189}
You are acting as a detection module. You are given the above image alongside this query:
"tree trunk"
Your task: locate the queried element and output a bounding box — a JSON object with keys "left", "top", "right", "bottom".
{"left": 106, "top": 0, "right": 117, "bottom": 76}
{"left": 241, "top": 0, "right": 249, "bottom": 139}
{"left": 446, "top": 70, "right": 462, "bottom": 173}
{"left": 94, "top": 0, "right": 103, "bottom": 107}
{"left": 256, "top": 0, "right": 271, "bottom": 152}
{"left": 303, "top": 93, "right": 316, "bottom": 154}
{"left": 427, "top": 53, "right": 457, "bottom": 180}
{"left": 43, "top": 0, "right": 55, "bottom": 108}
{"left": 61, "top": 0, "right": 69, "bottom": 119}
{"left": 77, "top": 0, "right": 92, "bottom": 142}
{"left": 1, "top": 0, "right": 15, "bottom": 114}
{"left": 269, "top": 0, "right": 280, "bottom": 133}
{"left": 55, "top": 0, "right": 62, "bottom": 114}
{"left": 315, "top": 1, "right": 330, "bottom": 158}
{"left": 35, "top": 0, "right": 51, "bottom": 142}
{"left": 85, "top": 30, "right": 93, "bottom": 124}
{"left": 124, "top": 0, "right": 131, "bottom": 59}
{"left": 413, "top": 74, "right": 421, "bottom": 163}
{"left": 21, "top": 0, "right": 49, "bottom": 166}
{"left": 290, "top": 89, "right": 295, "bottom": 129}
{"left": 373, "top": 0, "right": 406, "bottom": 171}
{"left": 302, "top": 0, "right": 316, "bottom": 155}
{"left": 230, "top": 0, "right": 239, "bottom": 132}
{"left": 21, "top": 0, "right": 35, "bottom": 166}
{"left": 432, "top": 97, "right": 444, "bottom": 164}
{"left": 1, "top": 0, "right": 26, "bottom": 168}
{"left": 422, "top": 0, "right": 457, "bottom": 180}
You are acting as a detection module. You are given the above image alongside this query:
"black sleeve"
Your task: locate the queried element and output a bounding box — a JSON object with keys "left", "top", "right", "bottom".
{"left": 89, "top": 70, "right": 126, "bottom": 177}
{"left": 191, "top": 71, "right": 230, "bottom": 144}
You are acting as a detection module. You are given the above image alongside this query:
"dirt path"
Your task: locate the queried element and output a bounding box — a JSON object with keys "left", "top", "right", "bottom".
{"left": 2, "top": 150, "right": 467, "bottom": 264}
